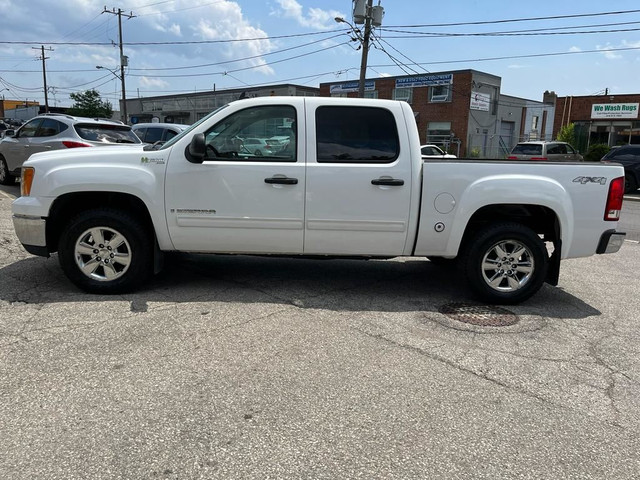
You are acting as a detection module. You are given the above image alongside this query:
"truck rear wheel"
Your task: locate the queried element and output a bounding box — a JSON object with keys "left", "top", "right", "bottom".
{"left": 462, "top": 222, "right": 548, "bottom": 304}
{"left": 58, "top": 208, "right": 152, "bottom": 294}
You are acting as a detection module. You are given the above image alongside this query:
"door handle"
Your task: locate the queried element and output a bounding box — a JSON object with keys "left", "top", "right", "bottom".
{"left": 265, "top": 176, "right": 298, "bottom": 185}
{"left": 371, "top": 178, "right": 404, "bottom": 186}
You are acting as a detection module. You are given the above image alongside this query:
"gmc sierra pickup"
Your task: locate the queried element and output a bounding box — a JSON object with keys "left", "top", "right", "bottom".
{"left": 11, "top": 97, "right": 626, "bottom": 303}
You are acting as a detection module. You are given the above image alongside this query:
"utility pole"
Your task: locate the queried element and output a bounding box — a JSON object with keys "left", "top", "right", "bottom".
{"left": 33, "top": 45, "right": 53, "bottom": 113}
{"left": 102, "top": 7, "right": 135, "bottom": 123}
{"left": 358, "top": 0, "right": 373, "bottom": 98}
{"left": 335, "top": 1, "right": 383, "bottom": 98}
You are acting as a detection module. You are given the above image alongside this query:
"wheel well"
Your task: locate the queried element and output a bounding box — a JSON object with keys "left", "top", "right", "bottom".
{"left": 46, "top": 192, "right": 154, "bottom": 253}
{"left": 459, "top": 203, "right": 562, "bottom": 285}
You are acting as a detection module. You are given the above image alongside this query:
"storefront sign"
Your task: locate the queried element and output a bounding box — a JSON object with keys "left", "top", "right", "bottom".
{"left": 470, "top": 91, "right": 491, "bottom": 112}
{"left": 395, "top": 74, "right": 453, "bottom": 89}
{"left": 330, "top": 81, "right": 375, "bottom": 94}
{"left": 591, "top": 103, "right": 639, "bottom": 119}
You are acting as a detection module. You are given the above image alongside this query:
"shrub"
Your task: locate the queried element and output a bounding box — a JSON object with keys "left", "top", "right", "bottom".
{"left": 584, "top": 143, "right": 610, "bottom": 162}
{"left": 468, "top": 147, "right": 481, "bottom": 158}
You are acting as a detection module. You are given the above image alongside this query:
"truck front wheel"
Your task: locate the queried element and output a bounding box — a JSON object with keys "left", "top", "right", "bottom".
{"left": 0, "top": 156, "right": 16, "bottom": 185}
{"left": 462, "top": 222, "right": 548, "bottom": 304}
{"left": 58, "top": 208, "right": 152, "bottom": 294}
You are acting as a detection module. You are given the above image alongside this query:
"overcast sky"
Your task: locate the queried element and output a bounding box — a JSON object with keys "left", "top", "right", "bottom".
{"left": 1, "top": 0, "right": 639, "bottom": 108}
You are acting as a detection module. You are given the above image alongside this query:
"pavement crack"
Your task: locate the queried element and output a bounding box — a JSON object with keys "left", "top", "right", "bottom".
{"left": 352, "top": 326, "right": 627, "bottom": 430}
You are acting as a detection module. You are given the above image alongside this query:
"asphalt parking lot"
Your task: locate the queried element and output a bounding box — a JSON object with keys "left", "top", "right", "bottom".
{"left": 1, "top": 184, "right": 639, "bottom": 479}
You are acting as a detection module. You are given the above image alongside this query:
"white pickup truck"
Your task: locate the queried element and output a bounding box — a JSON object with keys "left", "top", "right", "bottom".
{"left": 11, "top": 97, "right": 626, "bottom": 303}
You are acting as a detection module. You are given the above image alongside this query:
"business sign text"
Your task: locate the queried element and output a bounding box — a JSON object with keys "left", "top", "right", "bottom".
{"left": 470, "top": 91, "right": 491, "bottom": 112}
{"left": 395, "top": 74, "right": 453, "bottom": 89}
{"left": 591, "top": 103, "right": 639, "bottom": 119}
{"left": 330, "top": 81, "right": 376, "bottom": 94}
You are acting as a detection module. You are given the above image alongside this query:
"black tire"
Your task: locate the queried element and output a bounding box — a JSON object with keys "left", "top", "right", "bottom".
{"left": 461, "top": 222, "right": 548, "bottom": 304}
{"left": 625, "top": 173, "right": 638, "bottom": 194}
{"left": 0, "top": 156, "right": 16, "bottom": 185}
{"left": 58, "top": 208, "right": 153, "bottom": 294}
{"left": 427, "top": 256, "right": 458, "bottom": 267}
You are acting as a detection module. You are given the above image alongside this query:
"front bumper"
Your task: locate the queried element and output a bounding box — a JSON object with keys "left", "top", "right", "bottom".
{"left": 596, "top": 230, "right": 626, "bottom": 254}
{"left": 12, "top": 214, "right": 49, "bottom": 257}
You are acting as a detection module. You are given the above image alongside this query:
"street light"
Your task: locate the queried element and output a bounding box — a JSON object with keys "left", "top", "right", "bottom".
{"left": 335, "top": 0, "right": 383, "bottom": 98}
{"left": 96, "top": 65, "right": 127, "bottom": 123}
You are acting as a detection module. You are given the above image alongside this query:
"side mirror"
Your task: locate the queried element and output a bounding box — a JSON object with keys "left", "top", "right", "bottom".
{"left": 4, "top": 129, "right": 15, "bottom": 138}
{"left": 186, "top": 133, "right": 206, "bottom": 163}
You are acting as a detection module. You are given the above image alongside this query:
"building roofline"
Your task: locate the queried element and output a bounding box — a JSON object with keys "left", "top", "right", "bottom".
{"left": 129, "top": 83, "right": 319, "bottom": 102}
{"left": 555, "top": 93, "right": 640, "bottom": 99}
{"left": 319, "top": 69, "right": 501, "bottom": 86}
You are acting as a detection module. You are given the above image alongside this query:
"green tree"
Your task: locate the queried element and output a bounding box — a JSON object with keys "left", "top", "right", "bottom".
{"left": 557, "top": 123, "right": 576, "bottom": 146}
{"left": 67, "top": 89, "right": 113, "bottom": 118}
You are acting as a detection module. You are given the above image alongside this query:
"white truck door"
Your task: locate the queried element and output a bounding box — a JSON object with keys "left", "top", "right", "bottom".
{"left": 164, "top": 103, "right": 305, "bottom": 254}
{"left": 303, "top": 101, "right": 413, "bottom": 255}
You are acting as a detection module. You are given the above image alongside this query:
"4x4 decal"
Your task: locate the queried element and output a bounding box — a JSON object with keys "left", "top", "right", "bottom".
{"left": 573, "top": 176, "right": 607, "bottom": 185}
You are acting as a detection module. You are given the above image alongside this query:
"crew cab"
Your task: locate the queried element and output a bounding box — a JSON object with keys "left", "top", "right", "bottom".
{"left": 11, "top": 97, "right": 626, "bottom": 304}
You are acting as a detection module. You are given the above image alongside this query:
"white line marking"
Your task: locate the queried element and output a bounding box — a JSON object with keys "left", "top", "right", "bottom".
{"left": 0, "top": 189, "right": 16, "bottom": 200}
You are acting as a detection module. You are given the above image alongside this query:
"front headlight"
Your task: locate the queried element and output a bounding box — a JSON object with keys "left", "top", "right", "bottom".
{"left": 21, "top": 167, "right": 35, "bottom": 197}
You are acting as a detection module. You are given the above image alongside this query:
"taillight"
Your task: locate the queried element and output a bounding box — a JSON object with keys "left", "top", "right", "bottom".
{"left": 507, "top": 156, "right": 517, "bottom": 159}
{"left": 604, "top": 176, "right": 625, "bottom": 221}
{"left": 530, "top": 157, "right": 548, "bottom": 161}
{"left": 62, "top": 141, "right": 92, "bottom": 148}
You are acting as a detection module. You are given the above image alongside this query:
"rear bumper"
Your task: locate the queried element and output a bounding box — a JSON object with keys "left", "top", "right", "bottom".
{"left": 12, "top": 214, "right": 49, "bottom": 257}
{"left": 596, "top": 230, "right": 626, "bottom": 254}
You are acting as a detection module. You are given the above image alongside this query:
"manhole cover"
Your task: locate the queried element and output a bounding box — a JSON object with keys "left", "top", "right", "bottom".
{"left": 438, "top": 303, "right": 519, "bottom": 327}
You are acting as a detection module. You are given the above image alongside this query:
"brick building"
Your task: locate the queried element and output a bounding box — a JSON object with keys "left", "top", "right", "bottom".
{"left": 320, "top": 69, "right": 555, "bottom": 157}
{"left": 554, "top": 94, "right": 640, "bottom": 152}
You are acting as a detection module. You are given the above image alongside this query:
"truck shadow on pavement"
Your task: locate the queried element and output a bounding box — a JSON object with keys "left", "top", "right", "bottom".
{"left": 0, "top": 253, "right": 600, "bottom": 319}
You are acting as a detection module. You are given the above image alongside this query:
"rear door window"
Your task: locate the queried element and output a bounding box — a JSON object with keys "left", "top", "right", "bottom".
{"left": 36, "top": 119, "right": 67, "bottom": 137}
{"left": 315, "top": 106, "right": 399, "bottom": 163}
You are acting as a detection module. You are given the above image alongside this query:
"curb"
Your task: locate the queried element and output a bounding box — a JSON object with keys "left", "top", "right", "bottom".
{"left": 624, "top": 194, "right": 640, "bottom": 202}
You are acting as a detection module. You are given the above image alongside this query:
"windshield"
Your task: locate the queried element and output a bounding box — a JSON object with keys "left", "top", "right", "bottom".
{"left": 154, "top": 104, "right": 229, "bottom": 151}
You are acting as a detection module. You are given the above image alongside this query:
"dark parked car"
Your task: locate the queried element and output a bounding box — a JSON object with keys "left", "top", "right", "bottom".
{"left": 131, "top": 122, "right": 189, "bottom": 145}
{"left": 601, "top": 144, "right": 640, "bottom": 193}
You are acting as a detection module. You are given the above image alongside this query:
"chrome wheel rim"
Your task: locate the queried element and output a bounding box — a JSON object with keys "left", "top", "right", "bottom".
{"left": 481, "top": 239, "right": 534, "bottom": 292}
{"left": 74, "top": 226, "right": 132, "bottom": 282}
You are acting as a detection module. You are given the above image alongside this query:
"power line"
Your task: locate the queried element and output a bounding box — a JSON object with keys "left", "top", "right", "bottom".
{"left": 0, "top": 34, "right": 345, "bottom": 74}
{"left": 379, "top": 26, "right": 640, "bottom": 38}
{"left": 0, "top": 29, "right": 349, "bottom": 47}
{"left": 380, "top": 20, "right": 640, "bottom": 36}
{"left": 125, "top": 41, "right": 350, "bottom": 78}
{"left": 127, "top": 33, "right": 345, "bottom": 72}
{"left": 383, "top": 9, "right": 640, "bottom": 28}
{"left": 136, "top": 0, "right": 228, "bottom": 17}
